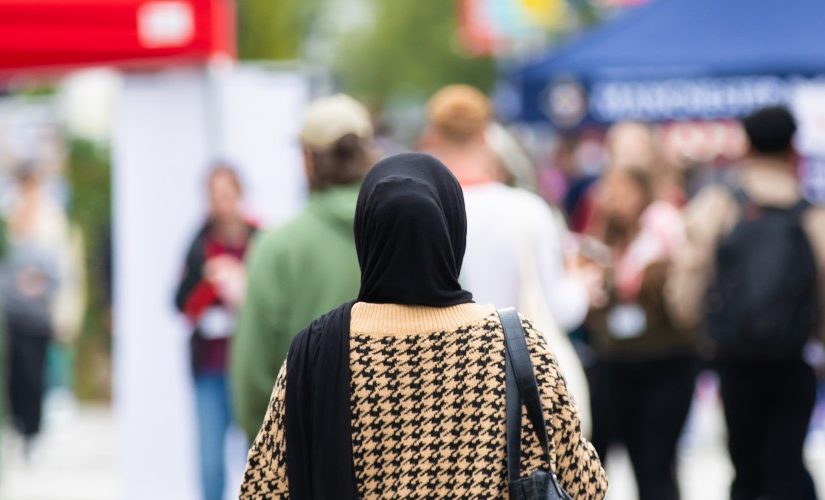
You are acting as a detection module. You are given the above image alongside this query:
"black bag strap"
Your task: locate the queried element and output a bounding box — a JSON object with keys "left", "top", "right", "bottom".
{"left": 731, "top": 185, "right": 751, "bottom": 206}
{"left": 500, "top": 308, "right": 552, "bottom": 482}
{"left": 790, "top": 198, "right": 811, "bottom": 218}
{"left": 729, "top": 184, "right": 810, "bottom": 219}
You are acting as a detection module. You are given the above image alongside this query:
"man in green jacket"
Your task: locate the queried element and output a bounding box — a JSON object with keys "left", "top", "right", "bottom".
{"left": 231, "top": 94, "right": 374, "bottom": 440}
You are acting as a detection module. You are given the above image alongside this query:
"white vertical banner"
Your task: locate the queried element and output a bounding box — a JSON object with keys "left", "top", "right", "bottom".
{"left": 214, "top": 65, "right": 309, "bottom": 226}
{"left": 113, "top": 66, "right": 307, "bottom": 500}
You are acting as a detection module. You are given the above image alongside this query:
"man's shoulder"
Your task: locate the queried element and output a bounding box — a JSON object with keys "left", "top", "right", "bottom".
{"left": 259, "top": 210, "right": 323, "bottom": 241}
{"left": 248, "top": 211, "right": 315, "bottom": 256}
{"left": 249, "top": 226, "right": 285, "bottom": 253}
{"left": 687, "top": 184, "right": 736, "bottom": 214}
{"left": 466, "top": 183, "right": 551, "bottom": 214}
{"left": 507, "top": 185, "right": 549, "bottom": 208}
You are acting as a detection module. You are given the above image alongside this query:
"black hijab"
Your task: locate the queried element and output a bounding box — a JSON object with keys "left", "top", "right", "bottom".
{"left": 284, "top": 153, "right": 472, "bottom": 499}
{"left": 356, "top": 153, "right": 473, "bottom": 305}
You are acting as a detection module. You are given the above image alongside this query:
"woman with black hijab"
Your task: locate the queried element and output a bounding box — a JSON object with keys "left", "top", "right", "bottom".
{"left": 240, "top": 153, "right": 606, "bottom": 499}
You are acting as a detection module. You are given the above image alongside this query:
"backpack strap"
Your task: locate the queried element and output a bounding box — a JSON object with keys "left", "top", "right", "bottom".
{"left": 728, "top": 182, "right": 810, "bottom": 218}
{"left": 730, "top": 185, "right": 751, "bottom": 206}
{"left": 724, "top": 184, "right": 762, "bottom": 225}
{"left": 790, "top": 198, "right": 811, "bottom": 219}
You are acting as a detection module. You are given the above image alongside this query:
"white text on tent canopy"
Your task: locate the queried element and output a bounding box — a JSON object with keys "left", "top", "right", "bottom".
{"left": 589, "top": 76, "right": 800, "bottom": 122}
{"left": 138, "top": 1, "right": 195, "bottom": 49}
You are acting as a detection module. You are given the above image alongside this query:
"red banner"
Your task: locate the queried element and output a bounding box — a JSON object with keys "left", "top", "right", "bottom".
{"left": 0, "top": 0, "right": 234, "bottom": 74}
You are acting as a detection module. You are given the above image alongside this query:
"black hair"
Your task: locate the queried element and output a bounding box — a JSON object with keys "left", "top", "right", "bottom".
{"left": 602, "top": 166, "right": 655, "bottom": 247}
{"left": 742, "top": 105, "right": 797, "bottom": 155}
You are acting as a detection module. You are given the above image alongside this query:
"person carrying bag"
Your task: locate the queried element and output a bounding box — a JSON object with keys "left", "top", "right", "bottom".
{"left": 239, "top": 153, "right": 606, "bottom": 499}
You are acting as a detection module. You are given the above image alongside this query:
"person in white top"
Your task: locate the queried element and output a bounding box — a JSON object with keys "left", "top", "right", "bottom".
{"left": 420, "top": 84, "right": 597, "bottom": 330}
{"left": 420, "top": 84, "right": 601, "bottom": 433}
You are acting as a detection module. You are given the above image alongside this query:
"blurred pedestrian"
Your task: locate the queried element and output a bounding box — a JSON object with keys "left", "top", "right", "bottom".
{"left": 554, "top": 133, "right": 607, "bottom": 233}
{"left": 668, "top": 105, "right": 825, "bottom": 500}
{"left": 0, "top": 211, "right": 6, "bottom": 467}
{"left": 174, "top": 164, "right": 257, "bottom": 500}
{"left": 239, "top": 153, "right": 607, "bottom": 499}
{"left": 586, "top": 166, "right": 696, "bottom": 500}
{"left": 421, "top": 84, "right": 600, "bottom": 433}
{"left": 582, "top": 122, "right": 685, "bottom": 238}
{"left": 605, "top": 122, "right": 685, "bottom": 204}
{"left": 422, "top": 84, "right": 601, "bottom": 333}
{"left": 1, "top": 162, "right": 69, "bottom": 457}
{"left": 231, "top": 94, "right": 374, "bottom": 442}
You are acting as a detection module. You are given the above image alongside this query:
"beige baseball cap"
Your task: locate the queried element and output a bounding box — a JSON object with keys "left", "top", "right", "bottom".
{"left": 299, "top": 94, "right": 373, "bottom": 152}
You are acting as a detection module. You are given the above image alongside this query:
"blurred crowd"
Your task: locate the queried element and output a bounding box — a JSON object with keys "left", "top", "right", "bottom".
{"left": 168, "top": 85, "right": 824, "bottom": 499}
{"left": 2, "top": 83, "right": 824, "bottom": 500}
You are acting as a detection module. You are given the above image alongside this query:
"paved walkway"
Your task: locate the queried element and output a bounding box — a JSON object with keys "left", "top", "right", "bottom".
{"left": 1, "top": 399, "right": 120, "bottom": 500}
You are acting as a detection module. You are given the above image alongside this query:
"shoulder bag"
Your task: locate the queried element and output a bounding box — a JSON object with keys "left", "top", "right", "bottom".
{"left": 500, "top": 308, "right": 572, "bottom": 500}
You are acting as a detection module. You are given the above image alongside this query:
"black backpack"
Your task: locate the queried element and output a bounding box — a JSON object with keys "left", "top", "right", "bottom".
{"left": 706, "top": 187, "right": 819, "bottom": 359}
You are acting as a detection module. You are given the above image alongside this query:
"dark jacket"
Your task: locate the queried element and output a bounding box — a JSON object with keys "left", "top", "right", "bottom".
{"left": 174, "top": 220, "right": 256, "bottom": 374}
{"left": 588, "top": 261, "right": 695, "bottom": 362}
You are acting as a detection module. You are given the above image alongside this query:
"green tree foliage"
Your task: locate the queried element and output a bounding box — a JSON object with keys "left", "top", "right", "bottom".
{"left": 66, "top": 139, "right": 112, "bottom": 400}
{"left": 336, "top": 0, "right": 496, "bottom": 107}
{"left": 236, "top": 0, "right": 321, "bottom": 60}
{"left": 236, "top": 0, "right": 496, "bottom": 107}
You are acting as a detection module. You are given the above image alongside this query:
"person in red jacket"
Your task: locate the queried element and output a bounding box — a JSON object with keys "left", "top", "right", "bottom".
{"left": 174, "top": 164, "right": 257, "bottom": 500}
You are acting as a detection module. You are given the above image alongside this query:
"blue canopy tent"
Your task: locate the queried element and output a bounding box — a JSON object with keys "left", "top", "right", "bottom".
{"left": 508, "top": 0, "right": 825, "bottom": 127}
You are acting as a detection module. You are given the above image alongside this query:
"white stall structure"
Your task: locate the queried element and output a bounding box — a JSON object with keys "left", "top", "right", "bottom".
{"left": 113, "top": 65, "right": 307, "bottom": 499}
